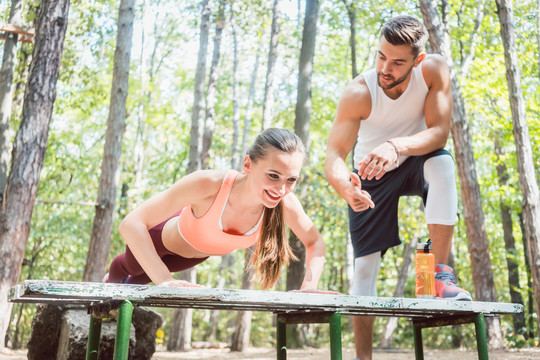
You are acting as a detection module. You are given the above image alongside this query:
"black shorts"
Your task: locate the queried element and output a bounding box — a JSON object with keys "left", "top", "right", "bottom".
{"left": 349, "top": 149, "right": 452, "bottom": 258}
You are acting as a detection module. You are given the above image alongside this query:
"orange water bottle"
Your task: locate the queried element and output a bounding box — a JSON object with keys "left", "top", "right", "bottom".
{"left": 415, "top": 239, "right": 435, "bottom": 298}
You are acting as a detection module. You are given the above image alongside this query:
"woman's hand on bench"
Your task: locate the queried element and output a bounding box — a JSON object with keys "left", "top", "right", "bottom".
{"left": 289, "top": 288, "right": 342, "bottom": 295}
{"left": 158, "top": 280, "right": 205, "bottom": 288}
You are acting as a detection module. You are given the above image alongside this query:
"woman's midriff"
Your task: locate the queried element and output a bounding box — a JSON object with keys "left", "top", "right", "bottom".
{"left": 161, "top": 216, "right": 211, "bottom": 258}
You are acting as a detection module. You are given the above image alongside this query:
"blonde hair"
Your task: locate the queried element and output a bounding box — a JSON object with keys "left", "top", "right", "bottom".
{"left": 247, "top": 128, "right": 305, "bottom": 289}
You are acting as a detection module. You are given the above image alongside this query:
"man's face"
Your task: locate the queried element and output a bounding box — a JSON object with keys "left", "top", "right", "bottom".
{"left": 375, "top": 37, "right": 419, "bottom": 90}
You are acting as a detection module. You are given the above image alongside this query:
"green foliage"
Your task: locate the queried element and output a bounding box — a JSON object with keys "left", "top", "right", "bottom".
{"left": 5, "top": 0, "right": 539, "bottom": 351}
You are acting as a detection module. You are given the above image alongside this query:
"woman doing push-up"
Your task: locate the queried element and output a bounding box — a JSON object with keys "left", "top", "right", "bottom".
{"left": 106, "top": 128, "right": 328, "bottom": 292}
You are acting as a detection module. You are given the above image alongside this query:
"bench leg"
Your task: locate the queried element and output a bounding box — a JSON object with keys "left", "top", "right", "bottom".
{"left": 412, "top": 323, "right": 424, "bottom": 360}
{"left": 328, "top": 312, "right": 342, "bottom": 360}
{"left": 276, "top": 317, "right": 287, "bottom": 360}
{"left": 113, "top": 300, "right": 134, "bottom": 360}
{"left": 474, "top": 313, "right": 488, "bottom": 360}
{"left": 86, "top": 316, "right": 102, "bottom": 360}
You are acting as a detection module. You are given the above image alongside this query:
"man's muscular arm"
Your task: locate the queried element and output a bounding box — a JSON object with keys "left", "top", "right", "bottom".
{"left": 325, "top": 78, "right": 375, "bottom": 211}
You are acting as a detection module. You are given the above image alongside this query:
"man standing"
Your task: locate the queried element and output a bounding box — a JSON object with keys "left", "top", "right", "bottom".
{"left": 324, "top": 15, "right": 471, "bottom": 360}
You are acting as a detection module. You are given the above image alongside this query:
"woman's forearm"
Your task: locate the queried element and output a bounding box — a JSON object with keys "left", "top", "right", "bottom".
{"left": 118, "top": 220, "right": 175, "bottom": 285}
{"left": 300, "top": 240, "right": 326, "bottom": 290}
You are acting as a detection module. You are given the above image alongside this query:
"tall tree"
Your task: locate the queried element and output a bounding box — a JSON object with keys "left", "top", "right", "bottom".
{"left": 240, "top": 38, "right": 263, "bottom": 158}
{"left": 261, "top": 0, "right": 280, "bottom": 130}
{"left": 133, "top": 0, "right": 149, "bottom": 203}
{"left": 187, "top": 0, "right": 212, "bottom": 174}
{"left": 230, "top": 5, "right": 241, "bottom": 170}
{"left": 231, "top": 247, "right": 256, "bottom": 351}
{"left": 83, "top": 0, "right": 135, "bottom": 282}
{"left": 495, "top": 0, "right": 540, "bottom": 338}
{"left": 379, "top": 236, "right": 417, "bottom": 347}
{"left": 0, "top": 0, "right": 70, "bottom": 350}
{"left": 459, "top": 0, "right": 486, "bottom": 77}
{"left": 519, "top": 213, "right": 537, "bottom": 339}
{"left": 168, "top": 0, "right": 212, "bottom": 350}
{"left": 230, "top": 33, "right": 264, "bottom": 354}
{"left": 340, "top": 0, "right": 358, "bottom": 79}
{"left": 418, "top": 0, "right": 504, "bottom": 348}
{"left": 537, "top": 0, "right": 540, "bottom": 80}
{"left": 167, "top": 267, "right": 197, "bottom": 350}
{"left": 494, "top": 136, "right": 526, "bottom": 337}
{"left": 206, "top": 253, "right": 233, "bottom": 341}
{"left": 285, "top": 0, "right": 320, "bottom": 348}
{"left": 201, "top": 0, "right": 225, "bottom": 169}
{"left": 0, "top": 0, "right": 24, "bottom": 202}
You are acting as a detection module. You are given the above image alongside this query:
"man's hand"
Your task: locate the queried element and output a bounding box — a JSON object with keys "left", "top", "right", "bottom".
{"left": 346, "top": 172, "right": 375, "bottom": 212}
{"left": 357, "top": 141, "right": 398, "bottom": 180}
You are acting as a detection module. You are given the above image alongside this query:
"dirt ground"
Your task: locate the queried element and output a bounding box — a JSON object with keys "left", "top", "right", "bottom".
{"left": 2, "top": 346, "right": 540, "bottom": 360}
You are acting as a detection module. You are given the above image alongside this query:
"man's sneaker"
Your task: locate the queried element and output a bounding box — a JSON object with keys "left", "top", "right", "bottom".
{"left": 435, "top": 264, "right": 472, "bottom": 301}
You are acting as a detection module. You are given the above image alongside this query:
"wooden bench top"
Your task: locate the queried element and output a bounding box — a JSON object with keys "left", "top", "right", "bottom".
{"left": 9, "top": 280, "right": 522, "bottom": 318}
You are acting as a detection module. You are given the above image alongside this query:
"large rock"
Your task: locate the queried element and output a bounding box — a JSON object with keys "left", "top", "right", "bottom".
{"left": 56, "top": 307, "right": 135, "bottom": 360}
{"left": 27, "top": 304, "right": 64, "bottom": 360}
{"left": 27, "top": 304, "right": 164, "bottom": 360}
{"left": 131, "top": 307, "right": 164, "bottom": 359}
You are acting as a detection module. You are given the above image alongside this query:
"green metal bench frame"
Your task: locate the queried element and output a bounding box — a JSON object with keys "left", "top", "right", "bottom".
{"left": 9, "top": 280, "right": 522, "bottom": 360}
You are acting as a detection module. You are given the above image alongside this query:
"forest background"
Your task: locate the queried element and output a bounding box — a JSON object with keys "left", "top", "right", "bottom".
{"left": 0, "top": 0, "right": 539, "bottom": 354}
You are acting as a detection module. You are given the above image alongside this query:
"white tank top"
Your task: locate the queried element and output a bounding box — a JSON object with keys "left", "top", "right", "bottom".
{"left": 353, "top": 64, "right": 428, "bottom": 170}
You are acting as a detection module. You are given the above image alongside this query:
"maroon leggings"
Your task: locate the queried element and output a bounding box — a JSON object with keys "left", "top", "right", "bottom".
{"left": 108, "top": 212, "right": 209, "bottom": 284}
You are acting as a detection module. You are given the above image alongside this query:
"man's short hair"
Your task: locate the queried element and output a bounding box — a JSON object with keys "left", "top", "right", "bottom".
{"left": 381, "top": 15, "right": 428, "bottom": 57}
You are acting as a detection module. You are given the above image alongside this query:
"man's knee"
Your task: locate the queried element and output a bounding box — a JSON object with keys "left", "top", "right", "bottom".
{"left": 424, "top": 155, "right": 458, "bottom": 225}
{"left": 424, "top": 154, "right": 455, "bottom": 185}
{"left": 351, "top": 252, "right": 381, "bottom": 297}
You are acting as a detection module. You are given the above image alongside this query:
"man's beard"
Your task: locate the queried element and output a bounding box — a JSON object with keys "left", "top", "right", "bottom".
{"left": 377, "top": 65, "right": 414, "bottom": 90}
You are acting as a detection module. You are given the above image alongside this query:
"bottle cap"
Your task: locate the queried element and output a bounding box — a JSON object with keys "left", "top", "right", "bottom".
{"left": 416, "top": 239, "right": 432, "bottom": 252}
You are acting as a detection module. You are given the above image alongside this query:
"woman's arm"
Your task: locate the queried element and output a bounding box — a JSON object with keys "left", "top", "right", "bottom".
{"left": 118, "top": 170, "right": 224, "bottom": 285}
{"left": 282, "top": 194, "right": 326, "bottom": 291}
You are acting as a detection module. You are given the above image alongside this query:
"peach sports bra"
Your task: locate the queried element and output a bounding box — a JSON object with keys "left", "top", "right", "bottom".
{"left": 177, "top": 170, "right": 264, "bottom": 255}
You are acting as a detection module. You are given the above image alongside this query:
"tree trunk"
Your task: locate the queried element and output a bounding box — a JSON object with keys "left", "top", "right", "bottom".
{"left": 187, "top": 0, "right": 212, "bottom": 174}
{"left": 459, "top": 0, "right": 485, "bottom": 77}
{"left": 294, "top": 0, "right": 319, "bottom": 152}
{"left": 207, "top": 253, "right": 233, "bottom": 342}
{"left": 167, "top": 268, "right": 196, "bottom": 350}
{"left": 0, "top": 0, "right": 24, "bottom": 203}
{"left": 169, "top": 0, "right": 213, "bottom": 349}
{"left": 201, "top": 0, "right": 225, "bottom": 169}
{"left": 230, "top": 8, "right": 241, "bottom": 170}
{"left": 0, "top": 0, "right": 70, "bottom": 350}
{"left": 495, "top": 0, "right": 540, "bottom": 338}
{"left": 379, "top": 236, "right": 417, "bottom": 347}
{"left": 341, "top": 0, "right": 357, "bottom": 79}
{"left": 231, "top": 247, "right": 256, "bottom": 352}
{"left": 494, "top": 137, "right": 527, "bottom": 337}
{"left": 83, "top": 0, "right": 135, "bottom": 282}
{"left": 284, "top": 0, "right": 320, "bottom": 348}
{"left": 261, "top": 0, "right": 280, "bottom": 130}
{"left": 519, "top": 213, "right": 537, "bottom": 339}
{"left": 240, "top": 40, "right": 262, "bottom": 158}
{"left": 133, "top": 0, "right": 148, "bottom": 203}
{"left": 537, "top": 0, "right": 540, "bottom": 81}
{"left": 418, "top": 0, "right": 504, "bottom": 348}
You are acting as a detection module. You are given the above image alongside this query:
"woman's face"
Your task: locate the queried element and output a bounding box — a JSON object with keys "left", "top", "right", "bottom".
{"left": 244, "top": 148, "right": 304, "bottom": 208}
